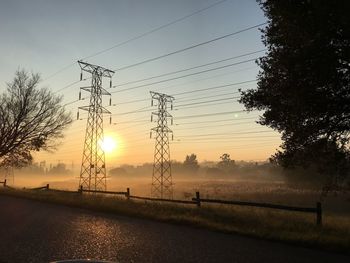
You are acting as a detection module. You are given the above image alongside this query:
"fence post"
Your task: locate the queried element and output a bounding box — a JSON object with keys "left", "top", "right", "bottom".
{"left": 195, "top": 191, "right": 201, "bottom": 207}
{"left": 126, "top": 188, "right": 130, "bottom": 200}
{"left": 46, "top": 184, "right": 49, "bottom": 190}
{"left": 4, "top": 179, "right": 6, "bottom": 187}
{"left": 316, "top": 202, "right": 322, "bottom": 226}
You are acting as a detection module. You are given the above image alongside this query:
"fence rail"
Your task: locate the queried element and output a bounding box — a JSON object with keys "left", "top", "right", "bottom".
{"left": 0, "top": 183, "right": 322, "bottom": 225}
{"left": 30, "top": 184, "right": 50, "bottom": 190}
{"left": 80, "top": 189, "right": 128, "bottom": 196}
{"left": 192, "top": 191, "right": 322, "bottom": 225}
{"left": 129, "top": 195, "right": 197, "bottom": 204}
{"left": 78, "top": 186, "right": 129, "bottom": 197}
{"left": 46, "top": 188, "right": 79, "bottom": 194}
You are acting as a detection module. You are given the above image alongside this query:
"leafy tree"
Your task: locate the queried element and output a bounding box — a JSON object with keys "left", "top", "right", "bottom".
{"left": 183, "top": 153, "right": 199, "bottom": 173}
{"left": 0, "top": 70, "right": 72, "bottom": 167}
{"left": 217, "top": 153, "right": 236, "bottom": 173}
{"left": 240, "top": 1, "right": 350, "bottom": 188}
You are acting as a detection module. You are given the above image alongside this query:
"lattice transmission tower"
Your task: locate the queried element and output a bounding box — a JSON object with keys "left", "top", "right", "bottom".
{"left": 77, "top": 61, "right": 114, "bottom": 191}
{"left": 150, "top": 91, "right": 174, "bottom": 199}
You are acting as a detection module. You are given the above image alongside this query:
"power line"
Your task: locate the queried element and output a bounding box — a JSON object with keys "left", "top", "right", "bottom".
{"left": 42, "top": 62, "right": 78, "bottom": 82}
{"left": 53, "top": 132, "right": 278, "bottom": 151}
{"left": 178, "top": 130, "right": 274, "bottom": 138}
{"left": 176, "top": 110, "right": 249, "bottom": 119}
{"left": 111, "top": 106, "right": 152, "bottom": 116}
{"left": 115, "top": 117, "right": 149, "bottom": 124}
{"left": 175, "top": 96, "right": 240, "bottom": 108}
{"left": 177, "top": 135, "right": 278, "bottom": 141}
{"left": 112, "top": 59, "right": 256, "bottom": 93}
{"left": 171, "top": 79, "right": 256, "bottom": 96}
{"left": 158, "top": 66, "right": 257, "bottom": 93}
{"left": 173, "top": 141, "right": 280, "bottom": 149}
{"left": 113, "top": 95, "right": 241, "bottom": 115}
{"left": 41, "top": 0, "right": 229, "bottom": 82}
{"left": 52, "top": 130, "right": 277, "bottom": 149}
{"left": 111, "top": 115, "right": 260, "bottom": 132}
{"left": 175, "top": 120, "right": 257, "bottom": 131}
{"left": 176, "top": 91, "right": 241, "bottom": 103}
{"left": 175, "top": 100, "right": 237, "bottom": 111}
{"left": 53, "top": 80, "right": 82, "bottom": 94}
{"left": 113, "top": 98, "right": 148, "bottom": 106}
{"left": 64, "top": 79, "right": 252, "bottom": 109}
{"left": 110, "top": 79, "right": 255, "bottom": 108}
{"left": 114, "top": 22, "right": 267, "bottom": 71}
{"left": 110, "top": 109, "right": 255, "bottom": 120}
{"left": 82, "top": 0, "right": 230, "bottom": 61}
{"left": 176, "top": 116, "right": 258, "bottom": 125}
{"left": 114, "top": 49, "right": 265, "bottom": 88}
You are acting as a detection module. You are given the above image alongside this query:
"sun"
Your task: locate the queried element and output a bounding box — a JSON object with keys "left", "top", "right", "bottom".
{"left": 100, "top": 136, "right": 118, "bottom": 154}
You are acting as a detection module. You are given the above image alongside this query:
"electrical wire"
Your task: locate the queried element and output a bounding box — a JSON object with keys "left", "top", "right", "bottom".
{"left": 114, "top": 22, "right": 267, "bottom": 71}
{"left": 112, "top": 59, "right": 256, "bottom": 93}
{"left": 171, "top": 79, "right": 256, "bottom": 96}
{"left": 175, "top": 96, "right": 240, "bottom": 108}
{"left": 176, "top": 110, "right": 248, "bottom": 119}
{"left": 176, "top": 116, "right": 259, "bottom": 125}
{"left": 41, "top": 0, "right": 230, "bottom": 82}
{"left": 82, "top": 0, "right": 230, "bottom": 61}
{"left": 114, "top": 49, "right": 265, "bottom": 87}
{"left": 176, "top": 91, "right": 241, "bottom": 103}
{"left": 178, "top": 130, "right": 274, "bottom": 138}
{"left": 175, "top": 120, "right": 259, "bottom": 131}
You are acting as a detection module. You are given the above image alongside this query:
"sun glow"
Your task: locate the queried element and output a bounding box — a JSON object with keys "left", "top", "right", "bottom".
{"left": 100, "top": 136, "right": 118, "bottom": 154}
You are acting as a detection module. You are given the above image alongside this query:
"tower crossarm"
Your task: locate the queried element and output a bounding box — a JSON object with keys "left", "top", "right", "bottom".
{"left": 78, "top": 60, "right": 114, "bottom": 78}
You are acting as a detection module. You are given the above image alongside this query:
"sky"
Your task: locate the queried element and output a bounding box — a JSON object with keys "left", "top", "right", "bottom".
{"left": 0, "top": 0, "right": 282, "bottom": 167}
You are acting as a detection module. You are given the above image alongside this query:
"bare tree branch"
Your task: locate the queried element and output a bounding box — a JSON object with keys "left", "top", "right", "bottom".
{"left": 0, "top": 69, "right": 72, "bottom": 167}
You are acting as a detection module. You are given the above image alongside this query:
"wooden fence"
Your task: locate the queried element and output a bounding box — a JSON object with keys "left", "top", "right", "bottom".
{"left": 0, "top": 183, "right": 322, "bottom": 225}
{"left": 78, "top": 187, "right": 322, "bottom": 225}
{"left": 192, "top": 191, "right": 322, "bottom": 225}
{"left": 0, "top": 180, "right": 6, "bottom": 187}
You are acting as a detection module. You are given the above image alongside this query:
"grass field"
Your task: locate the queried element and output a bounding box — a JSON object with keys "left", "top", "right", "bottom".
{"left": 10, "top": 173, "right": 350, "bottom": 215}
{"left": 0, "top": 185, "right": 349, "bottom": 254}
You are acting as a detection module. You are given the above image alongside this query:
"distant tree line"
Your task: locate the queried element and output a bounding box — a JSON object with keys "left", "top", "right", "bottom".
{"left": 109, "top": 153, "right": 282, "bottom": 180}
{"left": 12, "top": 162, "right": 72, "bottom": 175}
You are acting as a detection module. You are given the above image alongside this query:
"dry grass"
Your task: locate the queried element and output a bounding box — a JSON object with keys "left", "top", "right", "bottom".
{"left": 0, "top": 187, "right": 349, "bottom": 254}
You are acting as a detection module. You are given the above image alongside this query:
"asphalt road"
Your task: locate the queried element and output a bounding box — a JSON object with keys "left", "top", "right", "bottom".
{"left": 0, "top": 196, "right": 349, "bottom": 263}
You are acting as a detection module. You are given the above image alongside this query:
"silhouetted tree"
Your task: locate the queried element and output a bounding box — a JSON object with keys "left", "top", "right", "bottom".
{"left": 0, "top": 70, "right": 72, "bottom": 167}
{"left": 240, "top": 1, "right": 350, "bottom": 189}
{"left": 183, "top": 154, "right": 199, "bottom": 174}
{"left": 217, "top": 153, "right": 236, "bottom": 173}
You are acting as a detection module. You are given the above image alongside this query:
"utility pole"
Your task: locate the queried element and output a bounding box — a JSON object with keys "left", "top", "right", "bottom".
{"left": 150, "top": 91, "right": 174, "bottom": 199}
{"left": 77, "top": 60, "right": 114, "bottom": 191}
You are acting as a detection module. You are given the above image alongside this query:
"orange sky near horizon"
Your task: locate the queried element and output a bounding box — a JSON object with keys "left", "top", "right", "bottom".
{"left": 33, "top": 110, "right": 282, "bottom": 168}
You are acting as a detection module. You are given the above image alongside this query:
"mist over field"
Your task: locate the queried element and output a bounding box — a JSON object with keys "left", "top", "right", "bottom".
{"left": 7, "top": 160, "right": 350, "bottom": 216}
